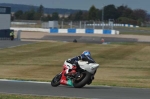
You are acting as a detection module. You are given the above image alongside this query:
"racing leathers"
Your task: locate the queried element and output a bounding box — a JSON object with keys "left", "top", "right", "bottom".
{"left": 65, "top": 54, "right": 95, "bottom": 76}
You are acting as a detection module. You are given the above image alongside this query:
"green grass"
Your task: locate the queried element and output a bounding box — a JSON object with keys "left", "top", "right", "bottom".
{"left": 115, "top": 27, "right": 150, "bottom": 35}
{"left": 115, "top": 26, "right": 150, "bottom": 31}
{"left": 137, "top": 27, "right": 150, "bottom": 30}
{"left": 0, "top": 94, "right": 82, "bottom": 99}
{"left": 120, "top": 32, "right": 150, "bottom": 35}
{"left": 0, "top": 41, "right": 150, "bottom": 88}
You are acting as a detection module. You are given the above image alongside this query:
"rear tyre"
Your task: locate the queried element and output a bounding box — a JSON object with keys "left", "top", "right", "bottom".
{"left": 51, "top": 73, "right": 62, "bottom": 87}
{"left": 73, "top": 71, "right": 91, "bottom": 88}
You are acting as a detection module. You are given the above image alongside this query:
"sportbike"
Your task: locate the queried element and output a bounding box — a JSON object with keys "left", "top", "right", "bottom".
{"left": 51, "top": 60, "right": 99, "bottom": 88}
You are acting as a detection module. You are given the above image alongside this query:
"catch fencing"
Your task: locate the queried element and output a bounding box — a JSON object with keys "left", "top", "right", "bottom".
{"left": 11, "top": 20, "right": 139, "bottom": 29}
{"left": 42, "top": 21, "right": 139, "bottom": 29}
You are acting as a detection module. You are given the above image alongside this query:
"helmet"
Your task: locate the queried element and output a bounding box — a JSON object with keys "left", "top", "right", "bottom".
{"left": 82, "top": 50, "right": 91, "bottom": 56}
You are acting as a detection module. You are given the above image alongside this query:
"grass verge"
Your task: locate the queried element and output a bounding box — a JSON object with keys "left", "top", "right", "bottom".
{"left": 0, "top": 42, "right": 150, "bottom": 88}
{"left": 0, "top": 94, "right": 82, "bottom": 99}
{"left": 120, "top": 32, "right": 150, "bottom": 35}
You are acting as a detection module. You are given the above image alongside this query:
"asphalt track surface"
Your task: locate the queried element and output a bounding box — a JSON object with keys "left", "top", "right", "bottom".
{"left": 0, "top": 39, "right": 150, "bottom": 99}
{"left": 41, "top": 35, "right": 138, "bottom": 43}
{"left": 0, "top": 80, "right": 150, "bottom": 99}
{"left": 22, "top": 35, "right": 139, "bottom": 43}
{"left": 0, "top": 40, "right": 35, "bottom": 49}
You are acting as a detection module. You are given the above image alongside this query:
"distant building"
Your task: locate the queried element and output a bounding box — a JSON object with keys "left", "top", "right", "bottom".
{"left": 0, "top": 6, "right": 13, "bottom": 39}
{"left": 0, "top": 6, "right": 11, "bottom": 30}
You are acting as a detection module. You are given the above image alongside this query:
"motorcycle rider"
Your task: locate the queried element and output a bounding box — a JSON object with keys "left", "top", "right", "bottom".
{"left": 60, "top": 50, "right": 96, "bottom": 85}
{"left": 65, "top": 50, "right": 96, "bottom": 76}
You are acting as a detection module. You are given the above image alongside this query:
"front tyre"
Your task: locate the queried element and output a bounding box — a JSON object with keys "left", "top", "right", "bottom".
{"left": 51, "top": 73, "right": 62, "bottom": 87}
{"left": 73, "top": 71, "right": 92, "bottom": 88}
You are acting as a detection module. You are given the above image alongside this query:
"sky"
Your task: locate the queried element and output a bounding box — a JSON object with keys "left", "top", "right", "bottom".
{"left": 0, "top": 0, "right": 150, "bottom": 13}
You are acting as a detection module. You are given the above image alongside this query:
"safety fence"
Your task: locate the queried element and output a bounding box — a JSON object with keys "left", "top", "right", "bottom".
{"left": 10, "top": 27, "right": 49, "bottom": 32}
{"left": 11, "top": 27, "right": 119, "bottom": 35}
{"left": 11, "top": 20, "right": 140, "bottom": 29}
{"left": 50, "top": 28, "right": 119, "bottom": 35}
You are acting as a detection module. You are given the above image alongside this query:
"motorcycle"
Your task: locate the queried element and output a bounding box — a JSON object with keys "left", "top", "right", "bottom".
{"left": 51, "top": 60, "right": 100, "bottom": 88}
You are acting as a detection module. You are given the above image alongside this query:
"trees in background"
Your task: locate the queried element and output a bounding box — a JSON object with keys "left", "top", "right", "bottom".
{"left": 68, "top": 5, "right": 149, "bottom": 26}
{"left": 13, "top": 4, "right": 150, "bottom": 26}
{"left": 14, "top": 4, "right": 59, "bottom": 21}
{"left": 88, "top": 5, "right": 98, "bottom": 20}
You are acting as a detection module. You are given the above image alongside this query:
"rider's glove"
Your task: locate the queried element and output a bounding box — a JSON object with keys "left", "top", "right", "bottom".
{"left": 67, "top": 59, "right": 71, "bottom": 63}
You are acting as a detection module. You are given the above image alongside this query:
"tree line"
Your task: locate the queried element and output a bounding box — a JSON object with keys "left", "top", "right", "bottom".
{"left": 12, "top": 4, "right": 150, "bottom": 26}
{"left": 12, "top": 5, "right": 59, "bottom": 21}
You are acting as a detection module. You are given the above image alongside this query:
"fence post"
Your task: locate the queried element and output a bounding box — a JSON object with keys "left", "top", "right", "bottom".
{"left": 17, "top": 30, "right": 21, "bottom": 41}
{"left": 93, "top": 21, "right": 95, "bottom": 29}
{"left": 70, "top": 21, "right": 72, "bottom": 29}
{"left": 84, "top": 21, "right": 86, "bottom": 29}
{"left": 80, "top": 21, "right": 81, "bottom": 29}
{"left": 61, "top": 21, "right": 63, "bottom": 29}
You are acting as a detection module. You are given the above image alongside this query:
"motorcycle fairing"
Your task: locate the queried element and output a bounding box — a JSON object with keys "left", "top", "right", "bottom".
{"left": 60, "top": 64, "right": 74, "bottom": 87}
{"left": 78, "top": 61, "right": 99, "bottom": 74}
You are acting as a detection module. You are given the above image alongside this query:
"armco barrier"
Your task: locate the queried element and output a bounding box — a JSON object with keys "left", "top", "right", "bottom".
{"left": 10, "top": 27, "right": 119, "bottom": 35}
{"left": 68, "top": 29, "right": 76, "bottom": 33}
{"left": 94, "top": 29, "right": 103, "bottom": 34}
{"left": 50, "top": 28, "right": 58, "bottom": 33}
{"left": 76, "top": 29, "right": 85, "bottom": 34}
{"left": 85, "top": 29, "right": 94, "bottom": 34}
{"left": 50, "top": 29, "right": 119, "bottom": 35}
{"left": 103, "top": 30, "right": 111, "bottom": 34}
{"left": 58, "top": 29, "right": 67, "bottom": 33}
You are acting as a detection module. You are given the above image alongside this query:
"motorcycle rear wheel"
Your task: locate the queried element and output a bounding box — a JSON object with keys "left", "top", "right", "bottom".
{"left": 51, "top": 73, "right": 62, "bottom": 87}
{"left": 73, "top": 71, "right": 92, "bottom": 88}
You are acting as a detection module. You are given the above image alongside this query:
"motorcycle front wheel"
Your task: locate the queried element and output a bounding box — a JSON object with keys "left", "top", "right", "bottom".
{"left": 51, "top": 73, "right": 62, "bottom": 87}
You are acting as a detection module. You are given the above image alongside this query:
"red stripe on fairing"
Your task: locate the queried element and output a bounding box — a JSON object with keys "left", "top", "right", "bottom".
{"left": 60, "top": 79, "right": 67, "bottom": 85}
{"left": 60, "top": 64, "right": 68, "bottom": 85}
